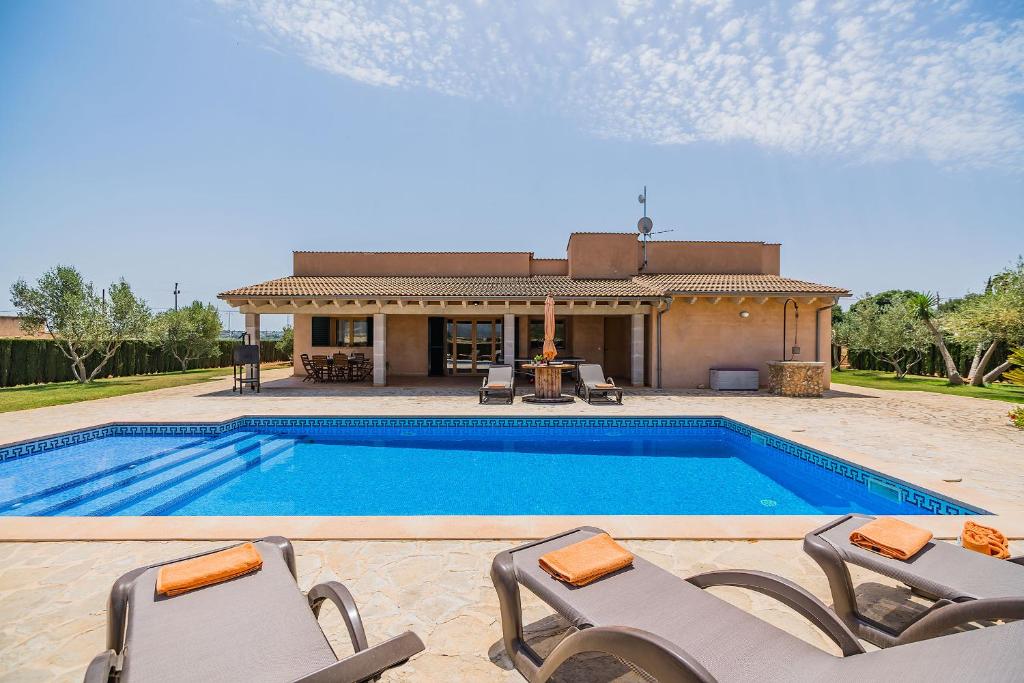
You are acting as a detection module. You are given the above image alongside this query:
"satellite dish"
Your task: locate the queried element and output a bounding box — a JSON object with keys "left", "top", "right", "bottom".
{"left": 638, "top": 216, "right": 654, "bottom": 235}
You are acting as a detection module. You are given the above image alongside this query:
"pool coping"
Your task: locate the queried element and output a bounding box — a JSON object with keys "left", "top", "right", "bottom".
{"left": 0, "top": 414, "right": 1019, "bottom": 541}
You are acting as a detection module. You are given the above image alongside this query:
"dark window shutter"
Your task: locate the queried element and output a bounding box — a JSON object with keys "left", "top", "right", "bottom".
{"left": 365, "top": 316, "right": 374, "bottom": 346}
{"left": 311, "top": 317, "right": 330, "bottom": 347}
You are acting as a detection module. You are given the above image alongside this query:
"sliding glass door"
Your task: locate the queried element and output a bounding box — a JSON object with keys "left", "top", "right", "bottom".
{"left": 445, "top": 318, "right": 503, "bottom": 374}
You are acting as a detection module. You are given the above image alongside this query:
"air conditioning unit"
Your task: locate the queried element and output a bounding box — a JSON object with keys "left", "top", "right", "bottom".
{"left": 709, "top": 367, "right": 759, "bottom": 391}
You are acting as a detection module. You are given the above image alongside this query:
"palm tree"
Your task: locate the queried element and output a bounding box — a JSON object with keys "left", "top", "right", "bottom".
{"left": 908, "top": 293, "right": 964, "bottom": 385}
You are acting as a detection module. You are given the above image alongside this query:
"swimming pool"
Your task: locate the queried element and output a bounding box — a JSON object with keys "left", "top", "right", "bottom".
{"left": 0, "top": 417, "right": 983, "bottom": 516}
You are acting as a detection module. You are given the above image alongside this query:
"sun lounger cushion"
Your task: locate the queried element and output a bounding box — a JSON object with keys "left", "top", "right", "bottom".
{"left": 818, "top": 514, "right": 1023, "bottom": 601}
{"left": 120, "top": 540, "right": 336, "bottom": 682}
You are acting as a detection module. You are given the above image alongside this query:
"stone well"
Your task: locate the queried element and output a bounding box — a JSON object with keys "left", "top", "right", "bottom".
{"left": 767, "top": 361, "right": 826, "bottom": 397}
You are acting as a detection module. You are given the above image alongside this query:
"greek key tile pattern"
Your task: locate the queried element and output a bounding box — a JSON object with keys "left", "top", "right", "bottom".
{"left": 0, "top": 416, "right": 985, "bottom": 515}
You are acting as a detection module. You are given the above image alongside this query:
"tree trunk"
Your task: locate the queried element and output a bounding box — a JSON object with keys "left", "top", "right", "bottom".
{"left": 983, "top": 361, "right": 1011, "bottom": 384}
{"left": 87, "top": 342, "right": 122, "bottom": 382}
{"left": 970, "top": 340, "right": 999, "bottom": 386}
{"left": 923, "top": 319, "right": 963, "bottom": 385}
{"left": 967, "top": 342, "right": 985, "bottom": 380}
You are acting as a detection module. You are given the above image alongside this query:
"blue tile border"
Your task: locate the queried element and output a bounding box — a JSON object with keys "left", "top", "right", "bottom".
{"left": 0, "top": 415, "right": 987, "bottom": 515}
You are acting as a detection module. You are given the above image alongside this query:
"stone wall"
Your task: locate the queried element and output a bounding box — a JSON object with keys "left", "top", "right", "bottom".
{"left": 767, "top": 361, "right": 825, "bottom": 397}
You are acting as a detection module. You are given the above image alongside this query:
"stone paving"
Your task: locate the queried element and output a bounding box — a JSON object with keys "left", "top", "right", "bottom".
{"left": 1, "top": 369, "right": 1023, "bottom": 680}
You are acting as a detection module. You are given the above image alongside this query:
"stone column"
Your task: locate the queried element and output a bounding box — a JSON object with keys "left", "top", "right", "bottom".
{"left": 373, "top": 312, "right": 386, "bottom": 386}
{"left": 245, "top": 313, "right": 260, "bottom": 380}
{"left": 503, "top": 313, "right": 515, "bottom": 365}
{"left": 630, "top": 313, "right": 644, "bottom": 386}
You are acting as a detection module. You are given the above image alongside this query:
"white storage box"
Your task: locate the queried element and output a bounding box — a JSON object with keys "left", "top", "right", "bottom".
{"left": 709, "top": 368, "right": 759, "bottom": 391}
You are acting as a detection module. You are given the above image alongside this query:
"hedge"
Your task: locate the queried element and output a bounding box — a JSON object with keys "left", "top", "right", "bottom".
{"left": 0, "top": 339, "right": 289, "bottom": 388}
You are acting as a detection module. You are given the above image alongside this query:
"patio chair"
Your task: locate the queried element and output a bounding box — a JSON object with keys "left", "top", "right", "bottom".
{"left": 84, "top": 537, "right": 424, "bottom": 683}
{"left": 576, "top": 363, "right": 623, "bottom": 404}
{"left": 300, "top": 353, "right": 316, "bottom": 382}
{"left": 480, "top": 364, "right": 515, "bottom": 404}
{"left": 311, "top": 356, "right": 330, "bottom": 383}
{"left": 803, "top": 513, "right": 1024, "bottom": 648}
{"left": 491, "top": 526, "right": 1024, "bottom": 683}
{"left": 332, "top": 355, "right": 351, "bottom": 382}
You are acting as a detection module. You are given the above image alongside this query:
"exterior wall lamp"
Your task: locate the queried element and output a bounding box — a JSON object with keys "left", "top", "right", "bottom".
{"left": 739, "top": 310, "right": 750, "bottom": 318}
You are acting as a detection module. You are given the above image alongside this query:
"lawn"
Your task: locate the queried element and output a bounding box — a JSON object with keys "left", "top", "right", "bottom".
{"left": 0, "top": 363, "right": 289, "bottom": 413}
{"left": 832, "top": 369, "right": 1024, "bottom": 404}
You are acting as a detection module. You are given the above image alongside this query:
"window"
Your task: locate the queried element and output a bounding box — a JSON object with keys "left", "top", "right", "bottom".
{"left": 311, "top": 317, "right": 331, "bottom": 347}
{"left": 336, "top": 317, "right": 372, "bottom": 346}
{"left": 528, "top": 318, "right": 566, "bottom": 354}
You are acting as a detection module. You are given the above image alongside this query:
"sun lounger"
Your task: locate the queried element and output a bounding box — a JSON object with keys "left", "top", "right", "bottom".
{"left": 84, "top": 537, "right": 424, "bottom": 683}
{"left": 804, "top": 513, "right": 1024, "bottom": 647}
{"left": 491, "top": 526, "right": 1024, "bottom": 682}
{"left": 480, "top": 364, "right": 515, "bottom": 404}
{"left": 576, "top": 363, "right": 623, "bottom": 404}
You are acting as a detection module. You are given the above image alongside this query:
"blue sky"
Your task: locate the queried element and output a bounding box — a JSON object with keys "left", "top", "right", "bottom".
{"left": 1, "top": 0, "right": 1022, "bottom": 330}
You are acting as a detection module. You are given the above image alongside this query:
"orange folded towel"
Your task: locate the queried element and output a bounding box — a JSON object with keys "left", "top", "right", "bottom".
{"left": 962, "top": 521, "right": 1010, "bottom": 559}
{"left": 595, "top": 383, "right": 615, "bottom": 389}
{"left": 849, "top": 518, "right": 932, "bottom": 561}
{"left": 539, "top": 533, "right": 634, "bottom": 586}
{"left": 156, "top": 542, "right": 263, "bottom": 597}
{"left": 486, "top": 383, "right": 507, "bottom": 389}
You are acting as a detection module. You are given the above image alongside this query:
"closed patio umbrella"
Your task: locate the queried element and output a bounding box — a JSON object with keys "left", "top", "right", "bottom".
{"left": 542, "top": 294, "right": 558, "bottom": 361}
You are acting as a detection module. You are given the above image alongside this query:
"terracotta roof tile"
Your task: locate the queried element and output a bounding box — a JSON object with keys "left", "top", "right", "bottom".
{"left": 635, "top": 274, "right": 848, "bottom": 295}
{"left": 219, "top": 273, "right": 849, "bottom": 299}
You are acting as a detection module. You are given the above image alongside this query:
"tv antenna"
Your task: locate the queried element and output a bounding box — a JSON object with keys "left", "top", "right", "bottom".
{"left": 636, "top": 186, "right": 674, "bottom": 270}
{"left": 173, "top": 283, "right": 181, "bottom": 311}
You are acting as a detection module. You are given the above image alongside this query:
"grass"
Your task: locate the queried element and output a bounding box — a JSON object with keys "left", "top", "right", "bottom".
{"left": 832, "top": 369, "right": 1024, "bottom": 404}
{"left": 0, "top": 363, "right": 289, "bottom": 413}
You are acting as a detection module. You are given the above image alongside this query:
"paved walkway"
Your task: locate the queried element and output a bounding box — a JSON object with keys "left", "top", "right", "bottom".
{"left": 1, "top": 371, "right": 1023, "bottom": 680}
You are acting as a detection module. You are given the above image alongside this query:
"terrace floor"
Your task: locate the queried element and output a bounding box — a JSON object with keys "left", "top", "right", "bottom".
{"left": 1, "top": 368, "right": 1023, "bottom": 680}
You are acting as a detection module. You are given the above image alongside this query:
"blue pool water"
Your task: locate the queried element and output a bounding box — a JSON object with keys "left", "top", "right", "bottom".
{"left": 0, "top": 418, "right": 982, "bottom": 516}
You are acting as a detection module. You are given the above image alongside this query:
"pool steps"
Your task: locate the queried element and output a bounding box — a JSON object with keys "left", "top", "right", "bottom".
{"left": 78, "top": 436, "right": 296, "bottom": 517}
{"left": 1, "top": 433, "right": 268, "bottom": 516}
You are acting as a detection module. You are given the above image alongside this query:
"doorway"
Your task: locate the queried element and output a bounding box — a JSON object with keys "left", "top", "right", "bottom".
{"left": 445, "top": 318, "right": 503, "bottom": 374}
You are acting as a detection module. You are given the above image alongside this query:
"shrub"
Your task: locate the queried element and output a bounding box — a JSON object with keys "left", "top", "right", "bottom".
{"left": 1010, "top": 407, "right": 1024, "bottom": 430}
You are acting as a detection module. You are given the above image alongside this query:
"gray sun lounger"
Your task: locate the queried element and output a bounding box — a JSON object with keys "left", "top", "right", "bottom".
{"left": 576, "top": 363, "right": 623, "bottom": 404}
{"left": 480, "top": 364, "right": 516, "bottom": 404}
{"left": 804, "top": 513, "right": 1024, "bottom": 648}
{"left": 491, "top": 526, "right": 1024, "bottom": 683}
{"left": 84, "top": 537, "right": 424, "bottom": 683}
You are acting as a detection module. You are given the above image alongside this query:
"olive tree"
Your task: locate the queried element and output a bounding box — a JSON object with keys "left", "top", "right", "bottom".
{"left": 276, "top": 324, "right": 294, "bottom": 360}
{"left": 152, "top": 301, "right": 222, "bottom": 372}
{"left": 841, "top": 293, "right": 933, "bottom": 378}
{"left": 11, "top": 266, "right": 151, "bottom": 383}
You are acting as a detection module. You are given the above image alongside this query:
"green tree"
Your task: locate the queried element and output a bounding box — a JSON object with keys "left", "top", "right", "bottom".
{"left": 907, "top": 292, "right": 964, "bottom": 385}
{"left": 10, "top": 266, "right": 151, "bottom": 383}
{"left": 946, "top": 258, "right": 1024, "bottom": 384}
{"left": 276, "top": 324, "right": 294, "bottom": 360}
{"left": 842, "top": 293, "right": 933, "bottom": 379}
{"left": 152, "top": 301, "right": 222, "bottom": 372}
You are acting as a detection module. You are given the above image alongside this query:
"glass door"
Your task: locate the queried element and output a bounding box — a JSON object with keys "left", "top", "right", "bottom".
{"left": 446, "top": 318, "right": 503, "bottom": 374}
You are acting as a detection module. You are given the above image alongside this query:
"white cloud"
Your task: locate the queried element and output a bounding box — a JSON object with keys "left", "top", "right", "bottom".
{"left": 219, "top": 0, "right": 1024, "bottom": 168}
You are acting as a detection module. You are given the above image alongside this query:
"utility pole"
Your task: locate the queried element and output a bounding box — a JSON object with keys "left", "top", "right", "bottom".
{"left": 173, "top": 282, "right": 181, "bottom": 311}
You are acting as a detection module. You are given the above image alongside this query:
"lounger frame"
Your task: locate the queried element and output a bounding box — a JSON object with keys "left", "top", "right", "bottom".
{"left": 85, "top": 536, "right": 424, "bottom": 683}
{"left": 480, "top": 364, "right": 516, "bottom": 404}
{"left": 576, "top": 364, "right": 623, "bottom": 405}
{"left": 491, "top": 526, "right": 863, "bottom": 683}
{"left": 803, "top": 514, "right": 1024, "bottom": 648}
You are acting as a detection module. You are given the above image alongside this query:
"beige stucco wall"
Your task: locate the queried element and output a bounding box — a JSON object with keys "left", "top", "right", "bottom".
{"left": 529, "top": 259, "right": 569, "bottom": 275}
{"left": 642, "top": 242, "right": 780, "bottom": 275}
{"left": 657, "top": 298, "right": 829, "bottom": 389}
{"left": 0, "top": 316, "right": 47, "bottom": 339}
{"left": 386, "top": 315, "right": 427, "bottom": 375}
{"left": 567, "top": 233, "right": 640, "bottom": 279}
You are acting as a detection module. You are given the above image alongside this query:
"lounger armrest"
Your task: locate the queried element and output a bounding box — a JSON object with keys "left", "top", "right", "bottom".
{"left": 291, "top": 631, "right": 425, "bottom": 683}
{"left": 686, "top": 569, "right": 865, "bottom": 656}
{"left": 895, "top": 596, "right": 1024, "bottom": 645}
{"left": 308, "top": 581, "right": 370, "bottom": 653}
{"left": 1008, "top": 555, "right": 1024, "bottom": 566}
{"left": 533, "top": 626, "right": 715, "bottom": 683}
{"left": 83, "top": 650, "right": 117, "bottom": 683}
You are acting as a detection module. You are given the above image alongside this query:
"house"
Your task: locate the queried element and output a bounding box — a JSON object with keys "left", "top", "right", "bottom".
{"left": 218, "top": 232, "right": 849, "bottom": 388}
{"left": 0, "top": 316, "right": 48, "bottom": 339}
